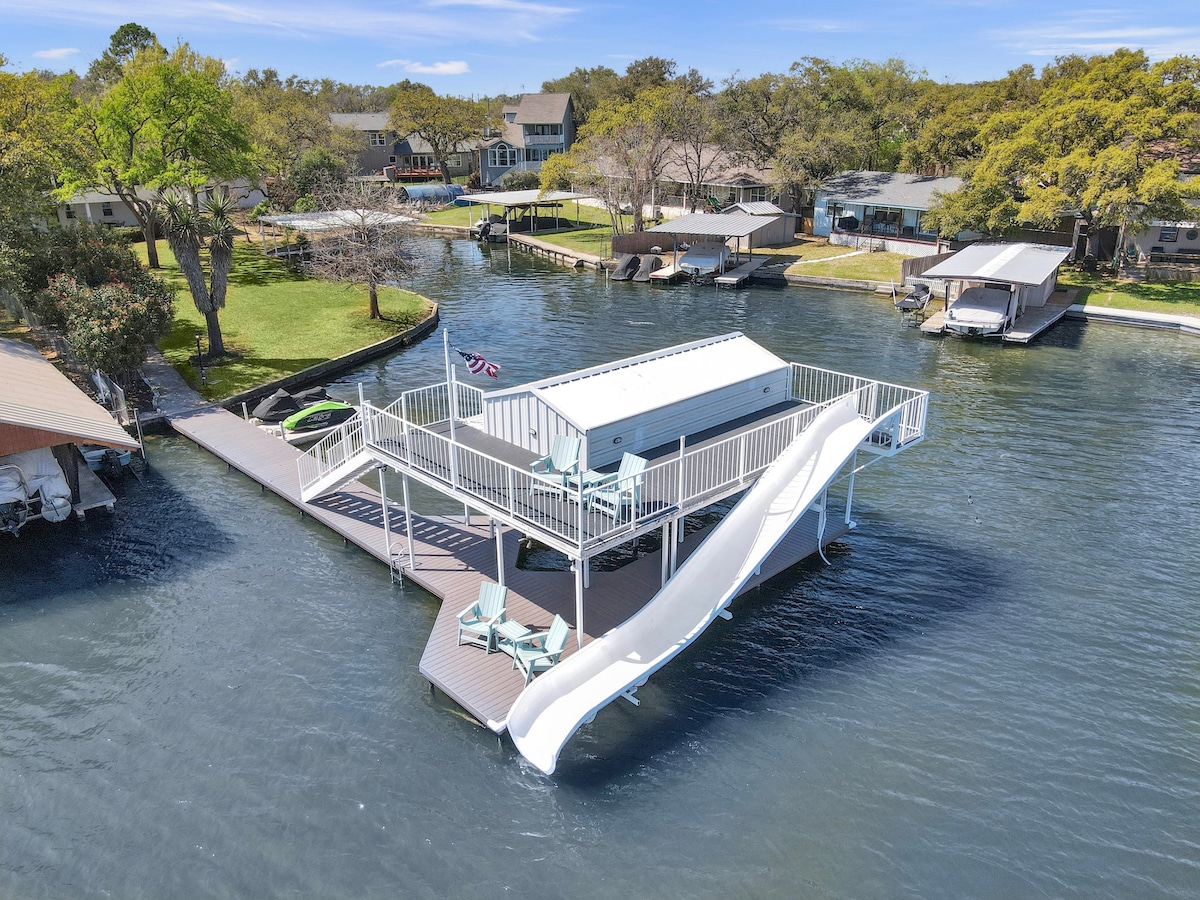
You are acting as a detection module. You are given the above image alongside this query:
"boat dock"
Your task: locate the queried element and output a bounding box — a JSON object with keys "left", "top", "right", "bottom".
{"left": 715, "top": 256, "right": 768, "bottom": 288}
{"left": 920, "top": 289, "right": 1077, "bottom": 342}
{"left": 166, "top": 401, "right": 848, "bottom": 729}
{"left": 649, "top": 262, "right": 683, "bottom": 283}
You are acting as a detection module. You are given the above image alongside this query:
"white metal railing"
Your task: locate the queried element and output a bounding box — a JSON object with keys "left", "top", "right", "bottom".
{"left": 296, "top": 367, "right": 929, "bottom": 551}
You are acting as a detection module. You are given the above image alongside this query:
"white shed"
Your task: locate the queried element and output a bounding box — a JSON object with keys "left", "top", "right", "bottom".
{"left": 481, "top": 333, "right": 791, "bottom": 469}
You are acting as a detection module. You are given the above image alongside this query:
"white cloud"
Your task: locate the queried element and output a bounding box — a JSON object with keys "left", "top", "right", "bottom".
{"left": 378, "top": 58, "right": 470, "bottom": 75}
{"left": 0, "top": 0, "right": 578, "bottom": 44}
{"left": 996, "top": 15, "right": 1200, "bottom": 61}
{"left": 772, "top": 18, "right": 858, "bottom": 33}
{"left": 32, "top": 47, "right": 79, "bottom": 60}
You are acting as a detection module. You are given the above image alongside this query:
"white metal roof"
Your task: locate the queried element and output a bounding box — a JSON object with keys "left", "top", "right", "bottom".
{"left": 259, "top": 210, "right": 415, "bottom": 231}
{"left": 489, "top": 333, "right": 788, "bottom": 432}
{"left": 728, "top": 201, "right": 787, "bottom": 216}
{"left": 646, "top": 213, "right": 781, "bottom": 238}
{"left": 0, "top": 339, "right": 140, "bottom": 455}
{"left": 922, "top": 242, "right": 1071, "bottom": 286}
{"left": 462, "top": 190, "right": 588, "bottom": 206}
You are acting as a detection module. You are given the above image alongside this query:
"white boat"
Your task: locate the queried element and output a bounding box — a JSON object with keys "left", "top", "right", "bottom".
{"left": 942, "top": 286, "right": 1016, "bottom": 337}
{"left": 0, "top": 448, "right": 74, "bottom": 536}
{"left": 677, "top": 243, "right": 732, "bottom": 279}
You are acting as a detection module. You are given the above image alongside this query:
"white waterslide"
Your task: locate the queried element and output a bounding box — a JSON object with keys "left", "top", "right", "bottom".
{"left": 506, "top": 398, "right": 879, "bottom": 774}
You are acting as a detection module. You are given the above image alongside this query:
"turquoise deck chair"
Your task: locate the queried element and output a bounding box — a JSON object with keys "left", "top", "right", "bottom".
{"left": 589, "top": 452, "right": 647, "bottom": 521}
{"left": 456, "top": 581, "right": 508, "bottom": 651}
{"left": 530, "top": 435, "right": 581, "bottom": 492}
{"left": 512, "top": 614, "right": 571, "bottom": 686}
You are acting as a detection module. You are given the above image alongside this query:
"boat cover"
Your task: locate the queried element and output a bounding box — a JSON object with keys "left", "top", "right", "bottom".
{"left": 611, "top": 254, "right": 640, "bottom": 281}
{"left": 0, "top": 448, "right": 72, "bottom": 521}
{"left": 252, "top": 389, "right": 301, "bottom": 423}
{"left": 944, "top": 286, "right": 1012, "bottom": 332}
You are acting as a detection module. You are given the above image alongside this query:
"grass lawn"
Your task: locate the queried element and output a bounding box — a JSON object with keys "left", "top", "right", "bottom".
{"left": 138, "top": 238, "right": 433, "bottom": 400}
{"left": 422, "top": 202, "right": 633, "bottom": 257}
{"left": 791, "top": 251, "right": 906, "bottom": 283}
{"left": 1056, "top": 269, "right": 1200, "bottom": 317}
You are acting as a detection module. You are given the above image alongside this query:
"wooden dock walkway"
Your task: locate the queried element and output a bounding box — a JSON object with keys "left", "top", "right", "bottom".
{"left": 715, "top": 256, "right": 768, "bottom": 287}
{"left": 167, "top": 404, "right": 849, "bottom": 732}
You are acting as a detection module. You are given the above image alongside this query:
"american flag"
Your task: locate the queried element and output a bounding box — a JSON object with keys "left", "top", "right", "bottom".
{"left": 455, "top": 347, "right": 500, "bottom": 379}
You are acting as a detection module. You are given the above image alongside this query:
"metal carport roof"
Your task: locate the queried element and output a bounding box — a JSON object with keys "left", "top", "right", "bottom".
{"left": 0, "top": 339, "right": 140, "bottom": 456}
{"left": 922, "top": 243, "right": 1071, "bottom": 286}
{"left": 646, "top": 213, "right": 782, "bottom": 239}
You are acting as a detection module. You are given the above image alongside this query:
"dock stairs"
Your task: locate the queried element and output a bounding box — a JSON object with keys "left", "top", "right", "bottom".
{"left": 299, "top": 419, "right": 377, "bottom": 502}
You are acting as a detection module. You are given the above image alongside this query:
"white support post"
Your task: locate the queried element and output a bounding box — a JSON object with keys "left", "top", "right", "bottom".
{"left": 494, "top": 519, "right": 505, "bottom": 585}
{"left": 660, "top": 522, "right": 670, "bottom": 587}
{"left": 574, "top": 561, "right": 585, "bottom": 649}
{"left": 845, "top": 450, "right": 858, "bottom": 526}
{"left": 402, "top": 472, "right": 416, "bottom": 570}
{"left": 379, "top": 465, "right": 394, "bottom": 579}
{"left": 669, "top": 518, "right": 679, "bottom": 576}
{"left": 583, "top": 556, "right": 590, "bottom": 590}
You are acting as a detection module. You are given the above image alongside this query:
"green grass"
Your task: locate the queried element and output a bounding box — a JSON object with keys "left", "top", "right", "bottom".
{"left": 138, "top": 239, "right": 433, "bottom": 400}
{"left": 792, "top": 251, "right": 906, "bottom": 282}
{"left": 1056, "top": 269, "right": 1200, "bottom": 316}
{"left": 422, "top": 202, "right": 634, "bottom": 257}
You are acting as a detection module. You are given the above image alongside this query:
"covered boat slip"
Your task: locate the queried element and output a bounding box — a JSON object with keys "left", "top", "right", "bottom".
{"left": 458, "top": 189, "right": 589, "bottom": 240}
{"left": 918, "top": 242, "right": 1072, "bottom": 340}
{"left": 645, "top": 213, "right": 783, "bottom": 277}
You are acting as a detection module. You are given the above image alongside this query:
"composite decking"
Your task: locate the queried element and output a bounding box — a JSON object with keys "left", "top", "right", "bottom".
{"left": 920, "top": 289, "right": 1077, "bottom": 342}
{"left": 715, "top": 256, "right": 768, "bottom": 287}
{"left": 169, "top": 402, "right": 851, "bottom": 731}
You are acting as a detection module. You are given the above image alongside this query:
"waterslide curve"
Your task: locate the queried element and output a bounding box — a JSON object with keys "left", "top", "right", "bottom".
{"left": 506, "top": 398, "right": 877, "bottom": 774}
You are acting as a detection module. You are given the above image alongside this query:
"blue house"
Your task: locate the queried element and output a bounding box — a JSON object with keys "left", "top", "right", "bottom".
{"left": 813, "top": 171, "right": 963, "bottom": 256}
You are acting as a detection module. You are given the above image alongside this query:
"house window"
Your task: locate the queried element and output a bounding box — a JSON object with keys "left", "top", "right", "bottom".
{"left": 527, "top": 123, "right": 562, "bottom": 136}
{"left": 525, "top": 147, "right": 560, "bottom": 162}
{"left": 101, "top": 202, "right": 114, "bottom": 217}
{"left": 64, "top": 205, "right": 76, "bottom": 219}
{"left": 489, "top": 145, "right": 517, "bottom": 168}
{"left": 1160, "top": 226, "right": 1179, "bottom": 242}
{"left": 446, "top": 154, "right": 461, "bottom": 168}
{"left": 408, "top": 154, "right": 436, "bottom": 170}
{"left": 367, "top": 131, "right": 387, "bottom": 147}
{"left": 828, "top": 202, "right": 844, "bottom": 224}
{"left": 746, "top": 186, "right": 768, "bottom": 203}
{"left": 389, "top": 155, "right": 397, "bottom": 163}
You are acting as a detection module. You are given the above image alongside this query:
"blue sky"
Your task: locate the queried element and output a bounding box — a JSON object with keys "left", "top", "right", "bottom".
{"left": 2, "top": 0, "right": 1196, "bottom": 97}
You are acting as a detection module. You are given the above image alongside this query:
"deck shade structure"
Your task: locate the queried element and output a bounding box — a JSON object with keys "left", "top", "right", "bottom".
{"left": 0, "top": 339, "right": 139, "bottom": 456}
{"left": 923, "top": 242, "right": 1071, "bottom": 309}
{"left": 459, "top": 189, "right": 588, "bottom": 232}
{"left": 646, "top": 213, "right": 783, "bottom": 265}
{"left": 481, "top": 333, "right": 791, "bottom": 470}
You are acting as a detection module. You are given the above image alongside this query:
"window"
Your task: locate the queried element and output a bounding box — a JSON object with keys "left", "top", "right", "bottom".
{"left": 446, "top": 154, "right": 461, "bottom": 168}
{"left": 489, "top": 144, "right": 517, "bottom": 168}
{"left": 1160, "top": 226, "right": 1179, "bottom": 243}
{"left": 408, "top": 154, "right": 436, "bottom": 170}
{"left": 101, "top": 201, "right": 114, "bottom": 217}
{"left": 746, "top": 186, "right": 768, "bottom": 203}
{"left": 64, "top": 205, "right": 76, "bottom": 219}
{"left": 389, "top": 155, "right": 397, "bottom": 163}
{"left": 525, "top": 147, "right": 560, "bottom": 162}
{"left": 827, "top": 202, "right": 844, "bottom": 224}
{"left": 526, "top": 123, "right": 562, "bottom": 136}
{"left": 368, "top": 131, "right": 387, "bottom": 147}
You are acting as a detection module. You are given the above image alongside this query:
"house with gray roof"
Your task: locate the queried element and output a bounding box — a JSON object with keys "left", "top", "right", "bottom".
{"left": 478, "top": 93, "right": 574, "bottom": 186}
{"left": 814, "top": 170, "right": 963, "bottom": 256}
{"left": 330, "top": 113, "right": 473, "bottom": 181}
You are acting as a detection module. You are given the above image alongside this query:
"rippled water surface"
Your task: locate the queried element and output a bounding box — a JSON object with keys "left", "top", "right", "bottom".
{"left": 3, "top": 240, "right": 1199, "bottom": 898}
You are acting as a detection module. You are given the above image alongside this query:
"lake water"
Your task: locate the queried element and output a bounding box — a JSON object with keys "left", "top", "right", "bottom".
{"left": 3, "top": 239, "right": 1199, "bottom": 898}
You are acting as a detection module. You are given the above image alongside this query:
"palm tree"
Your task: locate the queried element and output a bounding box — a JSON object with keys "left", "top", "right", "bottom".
{"left": 158, "top": 190, "right": 234, "bottom": 357}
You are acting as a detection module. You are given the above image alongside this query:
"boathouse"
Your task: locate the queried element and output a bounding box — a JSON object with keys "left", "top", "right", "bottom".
{"left": 480, "top": 334, "right": 791, "bottom": 469}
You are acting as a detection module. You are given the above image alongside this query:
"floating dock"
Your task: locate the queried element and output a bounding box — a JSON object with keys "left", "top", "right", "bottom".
{"left": 715, "top": 256, "right": 768, "bottom": 287}
{"left": 920, "top": 289, "right": 1077, "bottom": 343}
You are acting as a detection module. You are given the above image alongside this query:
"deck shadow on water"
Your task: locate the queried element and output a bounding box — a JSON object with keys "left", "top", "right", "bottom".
{"left": 547, "top": 519, "right": 1008, "bottom": 785}
{"left": 0, "top": 466, "right": 234, "bottom": 615}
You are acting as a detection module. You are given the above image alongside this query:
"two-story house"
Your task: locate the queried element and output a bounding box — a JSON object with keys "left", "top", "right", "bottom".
{"left": 330, "top": 112, "right": 473, "bottom": 181}
{"left": 477, "top": 93, "right": 574, "bottom": 187}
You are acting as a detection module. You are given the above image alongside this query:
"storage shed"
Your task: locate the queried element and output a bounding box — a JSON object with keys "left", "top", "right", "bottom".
{"left": 481, "top": 333, "right": 791, "bottom": 469}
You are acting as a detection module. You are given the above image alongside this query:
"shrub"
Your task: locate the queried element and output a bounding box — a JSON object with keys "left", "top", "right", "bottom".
{"left": 501, "top": 169, "right": 541, "bottom": 191}
{"left": 249, "top": 199, "right": 272, "bottom": 222}
{"left": 35, "top": 273, "right": 174, "bottom": 375}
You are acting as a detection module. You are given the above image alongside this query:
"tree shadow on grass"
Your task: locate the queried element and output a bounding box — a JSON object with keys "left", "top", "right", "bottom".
{"left": 226, "top": 245, "right": 307, "bottom": 288}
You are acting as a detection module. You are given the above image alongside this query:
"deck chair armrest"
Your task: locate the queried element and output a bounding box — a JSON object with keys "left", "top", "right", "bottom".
{"left": 484, "top": 610, "right": 506, "bottom": 627}
{"left": 514, "top": 629, "right": 550, "bottom": 650}
{"left": 530, "top": 457, "right": 551, "bottom": 474}
{"left": 456, "top": 602, "right": 480, "bottom": 621}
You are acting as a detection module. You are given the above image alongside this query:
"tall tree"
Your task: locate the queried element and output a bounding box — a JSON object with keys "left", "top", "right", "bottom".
{"left": 0, "top": 58, "right": 74, "bottom": 289}
{"left": 662, "top": 75, "right": 727, "bottom": 212}
{"left": 925, "top": 50, "right": 1200, "bottom": 242}
{"left": 390, "top": 86, "right": 489, "bottom": 184}
{"left": 541, "top": 65, "right": 621, "bottom": 127}
{"left": 84, "top": 22, "right": 159, "bottom": 89}
{"left": 158, "top": 191, "right": 237, "bottom": 356}
{"left": 59, "top": 43, "right": 255, "bottom": 268}
{"left": 547, "top": 89, "right": 673, "bottom": 233}
{"left": 305, "top": 180, "right": 418, "bottom": 320}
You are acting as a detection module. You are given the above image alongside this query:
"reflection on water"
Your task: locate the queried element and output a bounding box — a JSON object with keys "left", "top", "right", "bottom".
{"left": 2, "top": 239, "right": 1199, "bottom": 899}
